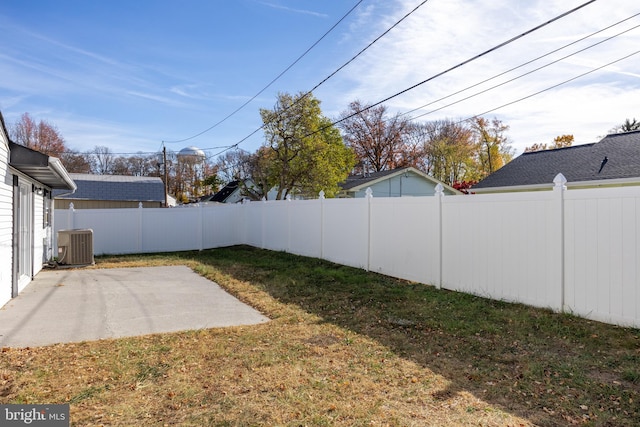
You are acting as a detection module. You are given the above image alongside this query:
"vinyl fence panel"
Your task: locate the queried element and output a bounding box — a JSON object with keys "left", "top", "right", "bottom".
{"left": 141, "top": 207, "right": 202, "bottom": 253}
{"left": 261, "top": 201, "right": 291, "bottom": 252}
{"left": 202, "top": 203, "right": 242, "bottom": 249}
{"left": 440, "top": 190, "right": 563, "bottom": 311}
{"left": 564, "top": 187, "right": 640, "bottom": 327}
{"left": 288, "top": 199, "right": 322, "bottom": 259}
{"left": 321, "top": 197, "right": 369, "bottom": 269}
{"left": 368, "top": 196, "right": 440, "bottom": 285}
{"left": 73, "top": 208, "right": 140, "bottom": 255}
{"left": 241, "top": 202, "right": 265, "bottom": 248}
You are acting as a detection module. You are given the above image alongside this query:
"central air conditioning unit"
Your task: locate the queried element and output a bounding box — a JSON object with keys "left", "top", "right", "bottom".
{"left": 57, "top": 229, "right": 94, "bottom": 265}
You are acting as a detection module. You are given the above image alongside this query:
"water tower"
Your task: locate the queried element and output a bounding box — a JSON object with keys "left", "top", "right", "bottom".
{"left": 177, "top": 146, "right": 206, "bottom": 201}
{"left": 178, "top": 146, "right": 206, "bottom": 162}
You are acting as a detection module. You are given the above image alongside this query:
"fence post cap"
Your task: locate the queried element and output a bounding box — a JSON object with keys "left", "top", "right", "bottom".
{"left": 319, "top": 190, "right": 325, "bottom": 199}
{"left": 553, "top": 173, "right": 567, "bottom": 190}
{"left": 365, "top": 187, "right": 373, "bottom": 198}
{"left": 435, "top": 183, "right": 444, "bottom": 196}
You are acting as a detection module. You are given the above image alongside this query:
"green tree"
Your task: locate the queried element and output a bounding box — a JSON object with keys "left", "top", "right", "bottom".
{"left": 410, "top": 119, "right": 475, "bottom": 185}
{"left": 243, "top": 147, "right": 278, "bottom": 200}
{"left": 202, "top": 174, "right": 223, "bottom": 194}
{"left": 258, "top": 92, "right": 355, "bottom": 199}
{"left": 470, "top": 116, "right": 513, "bottom": 177}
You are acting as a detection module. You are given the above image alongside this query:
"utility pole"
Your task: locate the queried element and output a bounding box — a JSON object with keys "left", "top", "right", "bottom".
{"left": 163, "top": 146, "right": 169, "bottom": 207}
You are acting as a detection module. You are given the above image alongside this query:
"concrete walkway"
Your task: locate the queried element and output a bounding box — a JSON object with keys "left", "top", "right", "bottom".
{"left": 0, "top": 266, "right": 269, "bottom": 347}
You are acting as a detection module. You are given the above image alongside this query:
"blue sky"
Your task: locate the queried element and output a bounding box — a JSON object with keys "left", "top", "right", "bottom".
{"left": 1, "top": 0, "right": 639, "bottom": 162}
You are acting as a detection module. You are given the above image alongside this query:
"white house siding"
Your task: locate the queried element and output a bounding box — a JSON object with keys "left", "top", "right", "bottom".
{"left": 352, "top": 171, "right": 456, "bottom": 198}
{"left": 0, "top": 133, "right": 13, "bottom": 308}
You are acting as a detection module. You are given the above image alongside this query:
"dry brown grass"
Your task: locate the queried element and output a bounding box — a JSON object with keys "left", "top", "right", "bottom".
{"left": 1, "top": 246, "right": 639, "bottom": 426}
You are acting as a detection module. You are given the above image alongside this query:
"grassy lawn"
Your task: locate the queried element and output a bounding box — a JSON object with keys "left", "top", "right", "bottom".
{"left": 1, "top": 246, "right": 639, "bottom": 426}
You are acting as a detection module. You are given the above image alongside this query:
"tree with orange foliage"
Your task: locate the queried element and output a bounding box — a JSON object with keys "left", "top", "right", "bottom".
{"left": 524, "top": 134, "right": 574, "bottom": 152}
{"left": 10, "top": 113, "right": 66, "bottom": 157}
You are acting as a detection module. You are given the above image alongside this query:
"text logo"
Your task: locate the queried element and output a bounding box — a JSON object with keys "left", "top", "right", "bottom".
{"left": 1, "top": 405, "right": 69, "bottom": 426}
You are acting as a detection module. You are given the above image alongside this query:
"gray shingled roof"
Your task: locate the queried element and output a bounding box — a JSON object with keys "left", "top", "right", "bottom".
{"left": 53, "top": 173, "right": 165, "bottom": 202}
{"left": 473, "top": 130, "right": 640, "bottom": 190}
{"left": 206, "top": 180, "right": 241, "bottom": 203}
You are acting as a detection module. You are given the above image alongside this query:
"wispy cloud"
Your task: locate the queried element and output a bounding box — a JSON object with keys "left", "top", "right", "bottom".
{"left": 326, "top": 0, "right": 640, "bottom": 152}
{"left": 259, "top": 2, "right": 328, "bottom": 18}
{"left": 126, "top": 91, "right": 191, "bottom": 109}
{"left": 0, "top": 15, "right": 124, "bottom": 68}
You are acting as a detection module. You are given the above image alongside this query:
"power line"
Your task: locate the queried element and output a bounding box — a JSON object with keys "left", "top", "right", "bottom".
{"left": 466, "top": 49, "right": 640, "bottom": 122}
{"left": 120, "top": 52, "right": 640, "bottom": 179}
{"left": 213, "top": 0, "right": 434, "bottom": 158}
{"left": 53, "top": 145, "right": 234, "bottom": 157}
{"left": 185, "top": 32, "right": 640, "bottom": 178}
{"left": 288, "top": 0, "right": 598, "bottom": 144}
{"left": 402, "top": 11, "right": 640, "bottom": 119}
{"left": 169, "top": 0, "right": 602, "bottom": 163}
{"left": 327, "top": 0, "right": 598, "bottom": 132}
{"left": 305, "top": 0, "right": 432, "bottom": 97}
{"left": 162, "top": 0, "right": 365, "bottom": 144}
{"left": 408, "top": 20, "right": 640, "bottom": 121}
{"left": 210, "top": 0, "right": 601, "bottom": 160}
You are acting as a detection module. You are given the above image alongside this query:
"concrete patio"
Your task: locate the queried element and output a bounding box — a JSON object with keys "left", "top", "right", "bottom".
{"left": 0, "top": 265, "right": 269, "bottom": 347}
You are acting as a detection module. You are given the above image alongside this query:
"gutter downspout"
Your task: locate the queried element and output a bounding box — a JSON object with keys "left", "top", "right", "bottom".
{"left": 49, "top": 157, "right": 76, "bottom": 261}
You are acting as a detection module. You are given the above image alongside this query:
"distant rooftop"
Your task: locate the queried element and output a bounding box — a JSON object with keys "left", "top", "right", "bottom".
{"left": 473, "top": 130, "right": 640, "bottom": 190}
{"left": 53, "top": 173, "right": 165, "bottom": 202}
{"left": 339, "top": 169, "right": 400, "bottom": 191}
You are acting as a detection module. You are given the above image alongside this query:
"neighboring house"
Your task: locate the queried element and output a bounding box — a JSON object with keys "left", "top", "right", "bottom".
{"left": 201, "top": 180, "right": 245, "bottom": 204}
{"left": 472, "top": 130, "right": 640, "bottom": 193}
{"left": 0, "top": 111, "right": 76, "bottom": 308}
{"left": 53, "top": 173, "right": 169, "bottom": 209}
{"left": 201, "top": 179, "right": 279, "bottom": 203}
{"left": 338, "top": 167, "right": 461, "bottom": 198}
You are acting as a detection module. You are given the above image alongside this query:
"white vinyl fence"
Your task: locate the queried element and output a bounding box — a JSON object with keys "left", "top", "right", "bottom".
{"left": 54, "top": 176, "right": 640, "bottom": 328}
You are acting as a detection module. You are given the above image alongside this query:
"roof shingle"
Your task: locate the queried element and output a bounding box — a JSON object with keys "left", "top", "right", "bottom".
{"left": 473, "top": 130, "right": 640, "bottom": 190}
{"left": 53, "top": 173, "right": 165, "bottom": 202}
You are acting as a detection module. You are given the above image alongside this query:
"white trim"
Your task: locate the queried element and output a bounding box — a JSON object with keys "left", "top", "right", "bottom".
{"left": 473, "top": 176, "right": 640, "bottom": 193}
{"left": 49, "top": 157, "right": 77, "bottom": 192}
